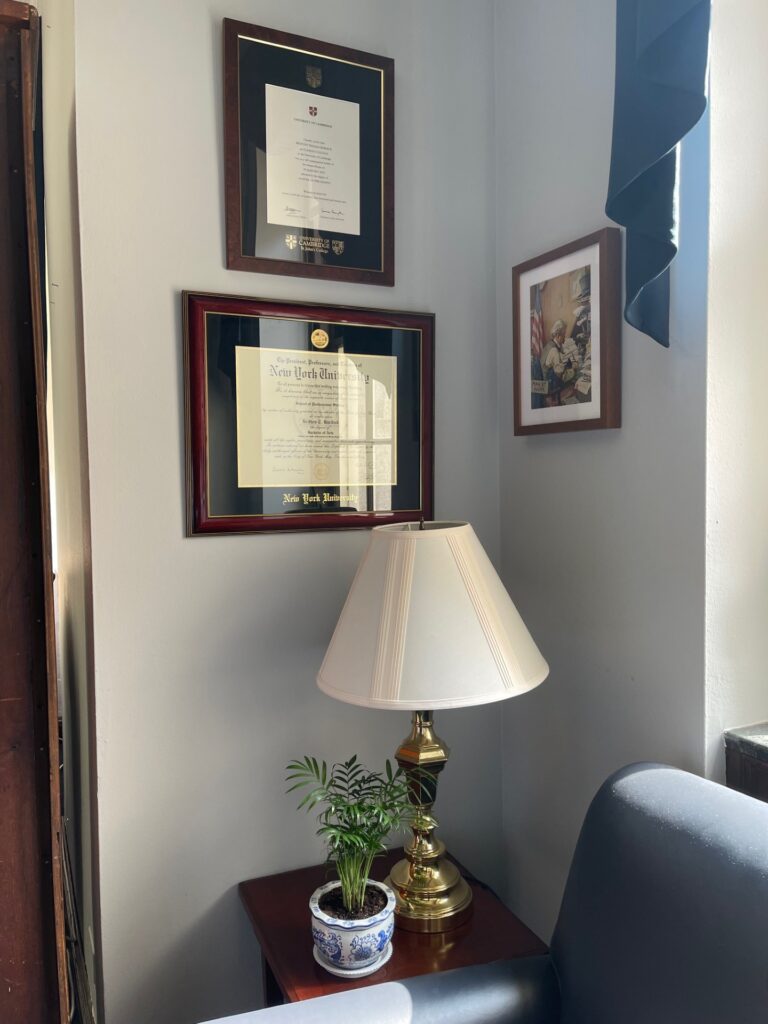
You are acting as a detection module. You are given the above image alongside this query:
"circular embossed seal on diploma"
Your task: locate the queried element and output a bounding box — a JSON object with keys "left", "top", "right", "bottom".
{"left": 311, "top": 328, "right": 330, "bottom": 350}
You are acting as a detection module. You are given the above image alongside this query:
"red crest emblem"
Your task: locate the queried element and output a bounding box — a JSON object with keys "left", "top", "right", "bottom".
{"left": 309, "top": 106, "right": 318, "bottom": 117}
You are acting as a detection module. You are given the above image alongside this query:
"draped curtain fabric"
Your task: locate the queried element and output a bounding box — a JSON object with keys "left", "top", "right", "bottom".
{"left": 606, "top": 0, "right": 711, "bottom": 347}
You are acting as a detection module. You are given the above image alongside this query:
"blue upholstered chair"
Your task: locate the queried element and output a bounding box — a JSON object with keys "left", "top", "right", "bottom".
{"left": 203, "top": 763, "right": 768, "bottom": 1024}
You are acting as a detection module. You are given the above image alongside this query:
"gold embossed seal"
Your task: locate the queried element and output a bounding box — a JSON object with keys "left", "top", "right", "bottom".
{"left": 311, "top": 329, "right": 330, "bottom": 350}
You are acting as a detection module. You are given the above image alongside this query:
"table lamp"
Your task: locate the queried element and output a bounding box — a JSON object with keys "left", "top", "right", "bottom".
{"left": 317, "top": 521, "right": 549, "bottom": 932}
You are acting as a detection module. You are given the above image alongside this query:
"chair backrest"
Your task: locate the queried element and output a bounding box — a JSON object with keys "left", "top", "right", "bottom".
{"left": 550, "top": 763, "right": 768, "bottom": 1024}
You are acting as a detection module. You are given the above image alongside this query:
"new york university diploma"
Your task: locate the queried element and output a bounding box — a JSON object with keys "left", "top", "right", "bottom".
{"left": 264, "top": 85, "right": 361, "bottom": 236}
{"left": 235, "top": 347, "right": 397, "bottom": 488}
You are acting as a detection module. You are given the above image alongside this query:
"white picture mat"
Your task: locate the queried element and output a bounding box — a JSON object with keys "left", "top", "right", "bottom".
{"left": 518, "top": 242, "right": 601, "bottom": 427}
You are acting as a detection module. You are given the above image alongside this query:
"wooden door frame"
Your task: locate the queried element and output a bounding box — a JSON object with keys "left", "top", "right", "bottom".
{"left": 0, "top": 2, "right": 68, "bottom": 1021}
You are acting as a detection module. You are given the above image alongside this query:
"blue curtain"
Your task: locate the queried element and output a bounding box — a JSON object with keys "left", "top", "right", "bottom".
{"left": 605, "top": 0, "right": 711, "bottom": 347}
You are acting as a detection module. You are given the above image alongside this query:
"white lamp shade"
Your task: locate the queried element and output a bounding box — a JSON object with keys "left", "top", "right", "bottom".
{"left": 317, "top": 522, "right": 549, "bottom": 710}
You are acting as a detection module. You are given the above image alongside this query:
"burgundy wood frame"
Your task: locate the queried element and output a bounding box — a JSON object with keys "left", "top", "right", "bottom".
{"left": 513, "top": 227, "right": 621, "bottom": 435}
{"left": 223, "top": 20, "right": 395, "bottom": 285}
{"left": 183, "top": 292, "right": 434, "bottom": 535}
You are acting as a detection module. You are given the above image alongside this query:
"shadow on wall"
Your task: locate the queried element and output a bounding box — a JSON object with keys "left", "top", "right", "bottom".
{"left": 110, "top": 886, "right": 262, "bottom": 1024}
{"left": 62, "top": 610, "right": 86, "bottom": 898}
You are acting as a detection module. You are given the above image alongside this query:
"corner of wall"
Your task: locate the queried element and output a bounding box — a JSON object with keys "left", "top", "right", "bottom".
{"left": 492, "top": 0, "right": 709, "bottom": 938}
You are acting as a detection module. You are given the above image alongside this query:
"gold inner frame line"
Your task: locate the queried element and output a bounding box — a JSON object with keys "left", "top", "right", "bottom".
{"left": 236, "top": 34, "right": 386, "bottom": 273}
{"left": 202, "top": 310, "right": 424, "bottom": 519}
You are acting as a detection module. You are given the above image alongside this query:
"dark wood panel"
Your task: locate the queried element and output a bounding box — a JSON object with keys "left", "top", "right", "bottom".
{"left": 0, "top": 8, "right": 67, "bottom": 1023}
{"left": 240, "top": 850, "right": 546, "bottom": 1005}
{"left": 725, "top": 724, "right": 768, "bottom": 804}
{"left": 726, "top": 749, "right": 768, "bottom": 803}
{"left": 0, "top": 1, "right": 31, "bottom": 28}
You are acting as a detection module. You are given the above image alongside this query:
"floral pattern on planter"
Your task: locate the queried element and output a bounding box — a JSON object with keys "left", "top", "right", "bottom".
{"left": 312, "top": 926, "right": 343, "bottom": 964}
{"left": 349, "top": 923, "right": 393, "bottom": 962}
{"left": 310, "top": 880, "right": 396, "bottom": 973}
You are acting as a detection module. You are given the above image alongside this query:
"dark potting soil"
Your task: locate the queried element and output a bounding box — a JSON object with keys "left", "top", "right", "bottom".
{"left": 319, "top": 885, "right": 387, "bottom": 921}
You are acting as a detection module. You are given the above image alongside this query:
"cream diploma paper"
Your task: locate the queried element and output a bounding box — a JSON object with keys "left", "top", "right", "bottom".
{"left": 235, "top": 347, "right": 397, "bottom": 488}
{"left": 265, "top": 84, "right": 361, "bottom": 236}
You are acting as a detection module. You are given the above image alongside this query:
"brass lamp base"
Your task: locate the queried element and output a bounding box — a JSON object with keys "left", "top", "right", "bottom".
{"left": 385, "top": 711, "right": 473, "bottom": 933}
{"left": 386, "top": 842, "right": 473, "bottom": 933}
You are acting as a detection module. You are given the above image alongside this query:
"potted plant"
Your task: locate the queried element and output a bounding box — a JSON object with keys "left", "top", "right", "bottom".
{"left": 286, "top": 754, "right": 413, "bottom": 977}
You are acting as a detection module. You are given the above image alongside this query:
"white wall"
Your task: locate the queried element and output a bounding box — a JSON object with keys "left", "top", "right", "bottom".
{"left": 493, "top": 0, "right": 709, "bottom": 939}
{"left": 705, "top": 0, "right": 768, "bottom": 777}
{"left": 70, "top": 2, "right": 501, "bottom": 1022}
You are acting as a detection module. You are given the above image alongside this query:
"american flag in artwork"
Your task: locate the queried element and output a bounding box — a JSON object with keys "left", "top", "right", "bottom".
{"left": 530, "top": 284, "right": 545, "bottom": 360}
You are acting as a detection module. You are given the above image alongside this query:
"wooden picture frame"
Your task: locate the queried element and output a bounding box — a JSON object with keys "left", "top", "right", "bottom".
{"left": 513, "top": 228, "right": 621, "bottom": 435}
{"left": 223, "top": 20, "right": 394, "bottom": 285}
{"left": 183, "top": 292, "right": 434, "bottom": 535}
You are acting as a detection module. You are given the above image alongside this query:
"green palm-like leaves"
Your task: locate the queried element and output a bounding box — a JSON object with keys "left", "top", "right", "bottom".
{"left": 286, "top": 754, "right": 416, "bottom": 914}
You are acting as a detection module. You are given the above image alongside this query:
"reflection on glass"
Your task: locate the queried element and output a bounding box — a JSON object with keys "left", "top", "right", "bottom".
{"left": 203, "top": 310, "right": 422, "bottom": 521}
{"left": 337, "top": 355, "right": 394, "bottom": 511}
{"left": 236, "top": 35, "right": 386, "bottom": 275}
{"left": 235, "top": 346, "right": 396, "bottom": 515}
{"left": 371, "top": 376, "right": 393, "bottom": 511}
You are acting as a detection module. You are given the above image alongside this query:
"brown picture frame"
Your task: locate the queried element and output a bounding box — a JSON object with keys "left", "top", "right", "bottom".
{"left": 223, "top": 20, "right": 394, "bottom": 285}
{"left": 513, "top": 228, "right": 621, "bottom": 435}
{"left": 183, "top": 292, "right": 434, "bottom": 535}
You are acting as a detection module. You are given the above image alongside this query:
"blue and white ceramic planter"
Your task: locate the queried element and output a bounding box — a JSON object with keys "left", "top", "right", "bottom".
{"left": 310, "top": 879, "right": 395, "bottom": 977}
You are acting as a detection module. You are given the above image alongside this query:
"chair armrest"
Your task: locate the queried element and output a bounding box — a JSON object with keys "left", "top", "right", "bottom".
{"left": 200, "top": 957, "right": 560, "bottom": 1024}
{"left": 393, "top": 959, "right": 560, "bottom": 1024}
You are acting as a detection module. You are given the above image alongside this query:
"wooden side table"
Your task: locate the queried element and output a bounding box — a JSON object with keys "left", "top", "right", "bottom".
{"left": 239, "top": 849, "right": 547, "bottom": 1006}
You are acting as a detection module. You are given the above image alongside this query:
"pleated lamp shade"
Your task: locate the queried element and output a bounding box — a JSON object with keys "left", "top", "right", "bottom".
{"left": 318, "top": 522, "right": 549, "bottom": 710}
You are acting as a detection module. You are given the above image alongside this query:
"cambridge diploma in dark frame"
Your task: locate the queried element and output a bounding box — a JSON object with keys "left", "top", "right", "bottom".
{"left": 223, "top": 20, "right": 394, "bottom": 285}
{"left": 183, "top": 292, "right": 434, "bottom": 535}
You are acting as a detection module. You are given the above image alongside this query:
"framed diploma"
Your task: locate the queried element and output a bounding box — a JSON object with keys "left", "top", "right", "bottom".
{"left": 223, "top": 20, "right": 394, "bottom": 285}
{"left": 183, "top": 292, "right": 434, "bottom": 534}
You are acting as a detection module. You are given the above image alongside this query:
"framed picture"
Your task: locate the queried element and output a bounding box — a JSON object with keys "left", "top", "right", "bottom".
{"left": 513, "top": 228, "right": 621, "bottom": 435}
{"left": 183, "top": 292, "right": 433, "bottom": 535}
{"left": 223, "top": 20, "right": 394, "bottom": 285}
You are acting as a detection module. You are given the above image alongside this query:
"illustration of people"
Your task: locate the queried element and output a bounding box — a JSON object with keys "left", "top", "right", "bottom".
{"left": 540, "top": 319, "right": 580, "bottom": 405}
{"left": 572, "top": 305, "right": 590, "bottom": 361}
